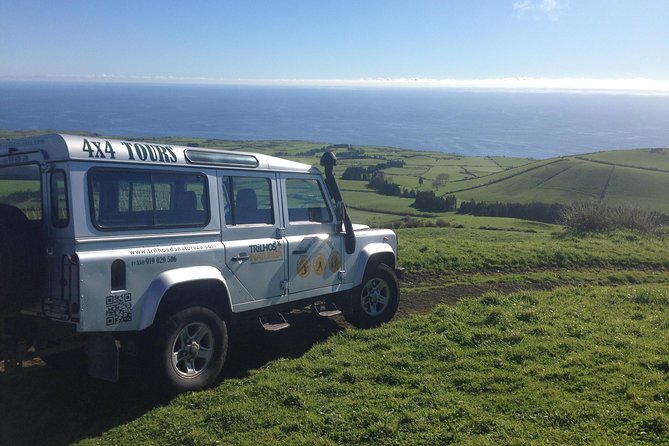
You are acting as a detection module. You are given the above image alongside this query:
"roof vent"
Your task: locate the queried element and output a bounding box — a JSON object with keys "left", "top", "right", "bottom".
{"left": 185, "top": 150, "right": 258, "bottom": 167}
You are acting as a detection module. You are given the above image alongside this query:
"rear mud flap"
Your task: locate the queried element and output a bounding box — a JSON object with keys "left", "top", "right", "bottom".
{"left": 87, "top": 334, "right": 119, "bottom": 382}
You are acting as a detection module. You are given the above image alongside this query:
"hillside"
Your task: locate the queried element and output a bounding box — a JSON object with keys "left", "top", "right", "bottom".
{"left": 445, "top": 149, "right": 669, "bottom": 214}
{"left": 2, "top": 130, "right": 667, "bottom": 219}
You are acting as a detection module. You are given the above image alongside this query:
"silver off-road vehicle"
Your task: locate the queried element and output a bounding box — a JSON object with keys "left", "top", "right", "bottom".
{"left": 0, "top": 134, "right": 403, "bottom": 392}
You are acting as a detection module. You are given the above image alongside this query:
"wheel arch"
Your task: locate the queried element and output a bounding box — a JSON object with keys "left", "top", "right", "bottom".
{"left": 137, "top": 266, "right": 232, "bottom": 330}
{"left": 352, "top": 243, "right": 396, "bottom": 287}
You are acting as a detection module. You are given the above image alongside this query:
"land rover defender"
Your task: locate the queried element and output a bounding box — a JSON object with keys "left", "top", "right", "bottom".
{"left": 0, "top": 134, "right": 403, "bottom": 392}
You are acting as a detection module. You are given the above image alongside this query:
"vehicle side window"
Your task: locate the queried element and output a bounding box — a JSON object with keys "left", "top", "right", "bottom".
{"left": 0, "top": 163, "right": 42, "bottom": 220}
{"left": 89, "top": 169, "right": 209, "bottom": 230}
{"left": 221, "top": 176, "right": 274, "bottom": 225}
{"left": 286, "top": 178, "right": 332, "bottom": 223}
{"left": 50, "top": 170, "right": 69, "bottom": 227}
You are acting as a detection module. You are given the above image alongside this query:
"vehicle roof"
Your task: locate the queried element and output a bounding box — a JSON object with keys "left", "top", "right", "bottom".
{"left": 0, "top": 134, "right": 316, "bottom": 173}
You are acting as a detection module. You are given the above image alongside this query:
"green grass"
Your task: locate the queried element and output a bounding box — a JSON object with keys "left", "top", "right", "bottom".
{"left": 77, "top": 284, "right": 669, "bottom": 445}
{"left": 346, "top": 208, "right": 402, "bottom": 226}
{"left": 342, "top": 190, "right": 430, "bottom": 216}
{"left": 446, "top": 156, "right": 669, "bottom": 214}
{"left": 397, "top": 225, "right": 669, "bottom": 276}
{"left": 578, "top": 148, "right": 669, "bottom": 172}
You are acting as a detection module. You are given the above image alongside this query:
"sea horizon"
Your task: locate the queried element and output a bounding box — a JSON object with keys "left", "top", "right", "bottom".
{"left": 1, "top": 81, "right": 668, "bottom": 159}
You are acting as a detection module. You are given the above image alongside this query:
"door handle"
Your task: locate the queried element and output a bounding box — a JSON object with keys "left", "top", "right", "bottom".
{"left": 292, "top": 248, "right": 307, "bottom": 255}
{"left": 232, "top": 252, "right": 250, "bottom": 262}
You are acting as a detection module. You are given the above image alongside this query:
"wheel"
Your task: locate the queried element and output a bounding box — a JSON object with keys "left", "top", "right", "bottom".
{"left": 0, "top": 205, "right": 42, "bottom": 314}
{"left": 151, "top": 306, "right": 228, "bottom": 393}
{"left": 344, "top": 263, "right": 400, "bottom": 328}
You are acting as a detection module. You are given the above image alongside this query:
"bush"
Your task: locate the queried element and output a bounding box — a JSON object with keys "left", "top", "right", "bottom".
{"left": 341, "top": 166, "right": 368, "bottom": 181}
{"left": 560, "top": 201, "right": 664, "bottom": 234}
{"left": 367, "top": 172, "right": 401, "bottom": 196}
{"left": 413, "top": 191, "right": 457, "bottom": 212}
{"left": 458, "top": 200, "right": 562, "bottom": 223}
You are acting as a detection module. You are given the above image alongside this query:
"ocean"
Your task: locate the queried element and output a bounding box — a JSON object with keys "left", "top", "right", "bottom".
{"left": 1, "top": 82, "right": 668, "bottom": 159}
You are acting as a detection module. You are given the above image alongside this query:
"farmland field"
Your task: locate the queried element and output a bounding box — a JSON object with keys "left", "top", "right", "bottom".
{"left": 450, "top": 157, "right": 669, "bottom": 213}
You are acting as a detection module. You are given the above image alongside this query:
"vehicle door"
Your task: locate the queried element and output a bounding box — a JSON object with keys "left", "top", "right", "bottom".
{"left": 219, "top": 172, "right": 286, "bottom": 301}
{"left": 279, "top": 174, "right": 343, "bottom": 299}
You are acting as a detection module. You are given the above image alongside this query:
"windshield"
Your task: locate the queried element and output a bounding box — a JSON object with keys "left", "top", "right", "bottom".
{"left": 0, "top": 163, "right": 42, "bottom": 220}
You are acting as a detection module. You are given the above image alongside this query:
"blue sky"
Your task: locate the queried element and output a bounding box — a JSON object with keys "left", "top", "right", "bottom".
{"left": 1, "top": 0, "right": 668, "bottom": 90}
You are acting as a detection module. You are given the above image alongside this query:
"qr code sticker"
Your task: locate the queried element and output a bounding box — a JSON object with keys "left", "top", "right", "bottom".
{"left": 105, "top": 293, "right": 132, "bottom": 326}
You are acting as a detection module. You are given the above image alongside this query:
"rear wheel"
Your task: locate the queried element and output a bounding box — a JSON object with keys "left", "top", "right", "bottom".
{"left": 150, "top": 306, "right": 228, "bottom": 393}
{"left": 344, "top": 263, "right": 400, "bottom": 328}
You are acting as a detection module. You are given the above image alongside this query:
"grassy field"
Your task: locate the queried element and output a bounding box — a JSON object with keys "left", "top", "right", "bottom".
{"left": 1, "top": 218, "right": 668, "bottom": 445}
{"left": 72, "top": 284, "right": 669, "bottom": 445}
{"left": 397, "top": 220, "right": 669, "bottom": 277}
{"left": 577, "top": 148, "right": 669, "bottom": 171}
{"left": 448, "top": 156, "right": 669, "bottom": 213}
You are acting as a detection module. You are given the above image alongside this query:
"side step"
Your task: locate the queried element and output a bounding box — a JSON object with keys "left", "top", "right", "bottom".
{"left": 312, "top": 302, "right": 342, "bottom": 318}
{"left": 259, "top": 313, "right": 291, "bottom": 332}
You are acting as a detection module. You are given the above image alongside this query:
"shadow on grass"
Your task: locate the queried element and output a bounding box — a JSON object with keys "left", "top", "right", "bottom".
{"left": 0, "top": 311, "right": 344, "bottom": 446}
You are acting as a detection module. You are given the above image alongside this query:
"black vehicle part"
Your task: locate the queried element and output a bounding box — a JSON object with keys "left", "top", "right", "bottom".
{"left": 0, "top": 205, "right": 43, "bottom": 314}
{"left": 320, "top": 152, "right": 356, "bottom": 254}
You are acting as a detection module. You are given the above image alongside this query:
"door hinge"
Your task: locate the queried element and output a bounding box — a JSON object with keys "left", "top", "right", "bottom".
{"left": 337, "top": 270, "right": 346, "bottom": 281}
{"left": 280, "top": 280, "right": 289, "bottom": 295}
{"left": 276, "top": 227, "right": 285, "bottom": 239}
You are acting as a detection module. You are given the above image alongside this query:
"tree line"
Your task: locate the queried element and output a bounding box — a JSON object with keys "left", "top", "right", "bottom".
{"left": 457, "top": 200, "right": 563, "bottom": 223}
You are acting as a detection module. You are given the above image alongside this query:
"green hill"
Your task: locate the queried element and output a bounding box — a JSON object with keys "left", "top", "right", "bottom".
{"left": 2, "top": 130, "right": 667, "bottom": 217}
{"left": 445, "top": 150, "right": 669, "bottom": 214}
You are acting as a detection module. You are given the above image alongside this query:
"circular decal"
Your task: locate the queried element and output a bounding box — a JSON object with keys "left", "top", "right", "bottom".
{"left": 297, "top": 255, "right": 311, "bottom": 278}
{"left": 328, "top": 251, "right": 341, "bottom": 273}
{"left": 313, "top": 254, "right": 327, "bottom": 276}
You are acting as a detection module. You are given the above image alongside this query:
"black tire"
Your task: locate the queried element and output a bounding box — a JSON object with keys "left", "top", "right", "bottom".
{"left": 0, "top": 205, "right": 42, "bottom": 314}
{"left": 150, "top": 306, "right": 228, "bottom": 393}
{"left": 344, "top": 263, "right": 400, "bottom": 328}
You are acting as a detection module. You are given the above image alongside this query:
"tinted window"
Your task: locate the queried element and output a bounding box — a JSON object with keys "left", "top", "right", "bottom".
{"left": 89, "top": 169, "right": 209, "bottom": 230}
{"left": 286, "top": 178, "right": 332, "bottom": 223}
{"left": 50, "top": 170, "right": 69, "bottom": 227}
{"left": 221, "top": 176, "right": 274, "bottom": 225}
{"left": 0, "top": 163, "right": 41, "bottom": 220}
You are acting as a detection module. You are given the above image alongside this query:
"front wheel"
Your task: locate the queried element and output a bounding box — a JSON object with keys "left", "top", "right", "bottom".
{"left": 344, "top": 263, "right": 400, "bottom": 328}
{"left": 150, "top": 306, "right": 228, "bottom": 393}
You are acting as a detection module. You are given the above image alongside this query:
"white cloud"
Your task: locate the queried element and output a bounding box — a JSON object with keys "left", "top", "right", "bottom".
{"left": 267, "top": 77, "right": 669, "bottom": 95}
{"left": 513, "top": 0, "right": 565, "bottom": 21}
{"left": 4, "top": 74, "right": 669, "bottom": 95}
